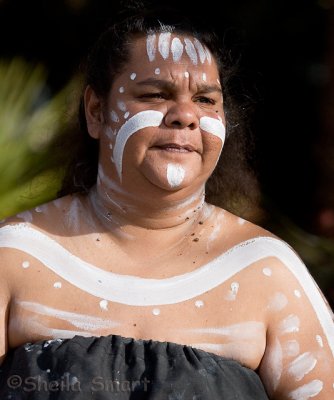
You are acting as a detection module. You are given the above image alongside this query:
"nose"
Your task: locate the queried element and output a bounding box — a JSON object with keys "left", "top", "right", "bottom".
{"left": 164, "top": 102, "right": 199, "bottom": 130}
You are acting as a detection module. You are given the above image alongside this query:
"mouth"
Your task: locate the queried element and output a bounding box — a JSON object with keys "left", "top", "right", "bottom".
{"left": 151, "top": 143, "right": 197, "bottom": 153}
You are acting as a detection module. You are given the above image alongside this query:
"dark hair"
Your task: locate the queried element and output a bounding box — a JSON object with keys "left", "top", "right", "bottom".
{"left": 58, "top": 4, "right": 261, "bottom": 217}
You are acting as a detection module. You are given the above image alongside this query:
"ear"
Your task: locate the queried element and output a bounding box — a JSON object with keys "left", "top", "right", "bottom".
{"left": 84, "top": 85, "right": 105, "bottom": 139}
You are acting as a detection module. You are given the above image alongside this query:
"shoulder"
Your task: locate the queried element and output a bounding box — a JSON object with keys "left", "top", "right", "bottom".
{"left": 0, "top": 193, "right": 91, "bottom": 238}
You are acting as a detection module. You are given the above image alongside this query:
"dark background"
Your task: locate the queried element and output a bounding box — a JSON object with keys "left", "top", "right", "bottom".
{"left": 0, "top": 0, "right": 333, "bottom": 300}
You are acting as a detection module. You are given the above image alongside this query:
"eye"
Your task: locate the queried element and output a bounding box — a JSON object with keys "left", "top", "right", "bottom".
{"left": 195, "top": 96, "right": 216, "bottom": 105}
{"left": 139, "top": 92, "right": 167, "bottom": 100}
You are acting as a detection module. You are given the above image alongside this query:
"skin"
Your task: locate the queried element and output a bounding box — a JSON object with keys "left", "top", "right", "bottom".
{"left": 1, "top": 34, "right": 334, "bottom": 399}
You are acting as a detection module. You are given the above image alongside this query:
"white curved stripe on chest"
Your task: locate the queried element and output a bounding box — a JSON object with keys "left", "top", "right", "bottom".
{"left": 1, "top": 223, "right": 334, "bottom": 359}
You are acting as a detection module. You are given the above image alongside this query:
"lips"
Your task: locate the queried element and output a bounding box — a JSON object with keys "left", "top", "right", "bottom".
{"left": 152, "top": 143, "right": 197, "bottom": 153}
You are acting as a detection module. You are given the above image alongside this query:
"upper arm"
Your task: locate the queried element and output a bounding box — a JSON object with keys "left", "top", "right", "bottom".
{"left": 258, "top": 250, "right": 334, "bottom": 399}
{"left": 0, "top": 248, "right": 11, "bottom": 365}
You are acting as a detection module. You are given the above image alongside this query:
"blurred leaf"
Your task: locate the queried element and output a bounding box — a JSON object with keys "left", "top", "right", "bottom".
{"left": 0, "top": 57, "right": 80, "bottom": 218}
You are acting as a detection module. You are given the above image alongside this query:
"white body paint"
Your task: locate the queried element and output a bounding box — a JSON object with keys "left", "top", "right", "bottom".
{"left": 146, "top": 34, "right": 156, "bottom": 61}
{"left": 112, "top": 110, "right": 164, "bottom": 179}
{"left": 22, "top": 261, "right": 30, "bottom": 269}
{"left": 263, "top": 267, "right": 272, "bottom": 276}
{"left": 288, "top": 380, "right": 323, "bottom": 400}
{"left": 130, "top": 73, "right": 136, "bottom": 80}
{"left": 278, "top": 314, "right": 300, "bottom": 335}
{"left": 166, "top": 163, "right": 185, "bottom": 188}
{"left": 171, "top": 37, "right": 184, "bottom": 61}
{"left": 189, "top": 321, "right": 264, "bottom": 341}
{"left": 282, "top": 340, "right": 300, "bottom": 358}
{"left": 111, "top": 111, "right": 119, "bottom": 122}
{"left": 1, "top": 225, "right": 334, "bottom": 359}
{"left": 184, "top": 38, "right": 198, "bottom": 65}
{"left": 18, "top": 301, "right": 119, "bottom": 331}
{"left": 193, "top": 38, "right": 206, "bottom": 63}
{"left": 287, "top": 352, "right": 317, "bottom": 381}
{"left": 199, "top": 116, "right": 226, "bottom": 142}
{"left": 267, "top": 292, "right": 288, "bottom": 312}
{"left": 261, "top": 338, "right": 283, "bottom": 394}
{"left": 158, "top": 32, "right": 171, "bottom": 59}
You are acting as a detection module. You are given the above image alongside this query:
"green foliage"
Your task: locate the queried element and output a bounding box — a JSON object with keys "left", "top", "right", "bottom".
{"left": 0, "top": 58, "right": 80, "bottom": 219}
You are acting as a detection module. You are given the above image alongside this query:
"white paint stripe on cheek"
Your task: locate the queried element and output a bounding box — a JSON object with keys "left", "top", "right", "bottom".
{"left": 113, "top": 110, "right": 164, "bottom": 180}
{"left": 287, "top": 352, "right": 318, "bottom": 381}
{"left": 288, "top": 380, "right": 323, "bottom": 400}
{"left": 199, "top": 116, "right": 226, "bottom": 142}
{"left": 171, "top": 37, "right": 184, "bottom": 61}
{"left": 193, "top": 38, "right": 206, "bottom": 63}
{"left": 117, "top": 100, "right": 127, "bottom": 112}
{"left": 184, "top": 38, "right": 198, "bottom": 65}
{"left": 158, "top": 32, "right": 171, "bottom": 59}
{"left": 166, "top": 163, "right": 185, "bottom": 188}
{"left": 146, "top": 34, "right": 156, "bottom": 61}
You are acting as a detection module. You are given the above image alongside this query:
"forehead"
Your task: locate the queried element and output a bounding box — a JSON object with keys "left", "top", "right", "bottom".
{"left": 124, "top": 33, "right": 220, "bottom": 79}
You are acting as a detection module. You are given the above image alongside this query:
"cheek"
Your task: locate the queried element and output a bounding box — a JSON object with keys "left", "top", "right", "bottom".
{"left": 202, "top": 133, "right": 224, "bottom": 158}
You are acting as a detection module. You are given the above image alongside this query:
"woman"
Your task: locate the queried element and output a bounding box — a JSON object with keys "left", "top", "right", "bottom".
{"left": 0, "top": 6, "right": 333, "bottom": 400}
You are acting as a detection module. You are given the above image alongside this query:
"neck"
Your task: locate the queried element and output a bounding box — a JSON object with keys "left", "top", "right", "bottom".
{"left": 89, "top": 178, "right": 208, "bottom": 233}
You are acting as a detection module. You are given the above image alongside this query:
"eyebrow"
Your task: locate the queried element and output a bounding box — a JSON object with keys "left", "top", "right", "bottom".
{"left": 136, "top": 78, "right": 222, "bottom": 94}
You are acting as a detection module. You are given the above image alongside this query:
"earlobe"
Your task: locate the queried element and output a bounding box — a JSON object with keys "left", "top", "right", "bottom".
{"left": 84, "top": 85, "right": 105, "bottom": 139}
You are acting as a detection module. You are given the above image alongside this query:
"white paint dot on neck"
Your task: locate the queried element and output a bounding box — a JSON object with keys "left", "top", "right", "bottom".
{"left": 111, "top": 110, "right": 119, "bottom": 122}
{"left": 53, "top": 281, "right": 62, "bottom": 289}
{"left": 117, "top": 100, "right": 127, "bottom": 112}
{"left": 167, "top": 163, "right": 185, "bottom": 188}
{"left": 294, "top": 289, "right": 302, "bottom": 298}
{"left": 119, "top": 87, "right": 125, "bottom": 93}
{"left": 262, "top": 267, "right": 272, "bottom": 277}
{"left": 195, "top": 300, "right": 204, "bottom": 308}
{"left": 152, "top": 308, "right": 160, "bottom": 316}
{"left": 100, "top": 299, "right": 108, "bottom": 310}
{"left": 22, "top": 261, "right": 30, "bottom": 269}
{"left": 184, "top": 71, "right": 189, "bottom": 78}
{"left": 202, "top": 73, "right": 207, "bottom": 81}
{"left": 154, "top": 68, "right": 160, "bottom": 75}
{"left": 130, "top": 73, "right": 136, "bottom": 80}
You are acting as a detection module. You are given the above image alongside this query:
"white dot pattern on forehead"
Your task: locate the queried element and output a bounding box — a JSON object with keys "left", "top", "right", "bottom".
{"left": 184, "top": 38, "right": 198, "bottom": 65}
{"left": 119, "top": 87, "right": 125, "bottom": 93}
{"left": 130, "top": 73, "right": 136, "bottom": 80}
{"left": 294, "top": 289, "right": 301, "bottom": 298}
{"left": 155, "top": 68, "right": 160, "bottom": 75}
{"left": 184, "top": 71, "right": 189, "bottom": 78}
{"left": 171, "top": 37, "right": 184, "bottom": 62}
{"left": 22, "top": 261, "right": 30, "bottom": 269}
{"left": 193, "top": 38, "right": 206, "bottom": 63}
{"left": 152, "top": 308, "right": 160, "bottom": 315}
{"left": 53, "top": 282, "right": 62, "bottom": 289}
{"left": 158, "top": 32, "right": 171, "bottom": 59}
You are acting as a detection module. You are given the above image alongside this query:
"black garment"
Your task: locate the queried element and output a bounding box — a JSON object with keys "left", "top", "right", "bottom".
{"left": 0, "top": 334, "right": 269, "bottom": 399}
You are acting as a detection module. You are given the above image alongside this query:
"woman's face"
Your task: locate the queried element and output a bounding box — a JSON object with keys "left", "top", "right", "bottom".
{"left": 96, "top": 33, "right": 225, "bottom": 194}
